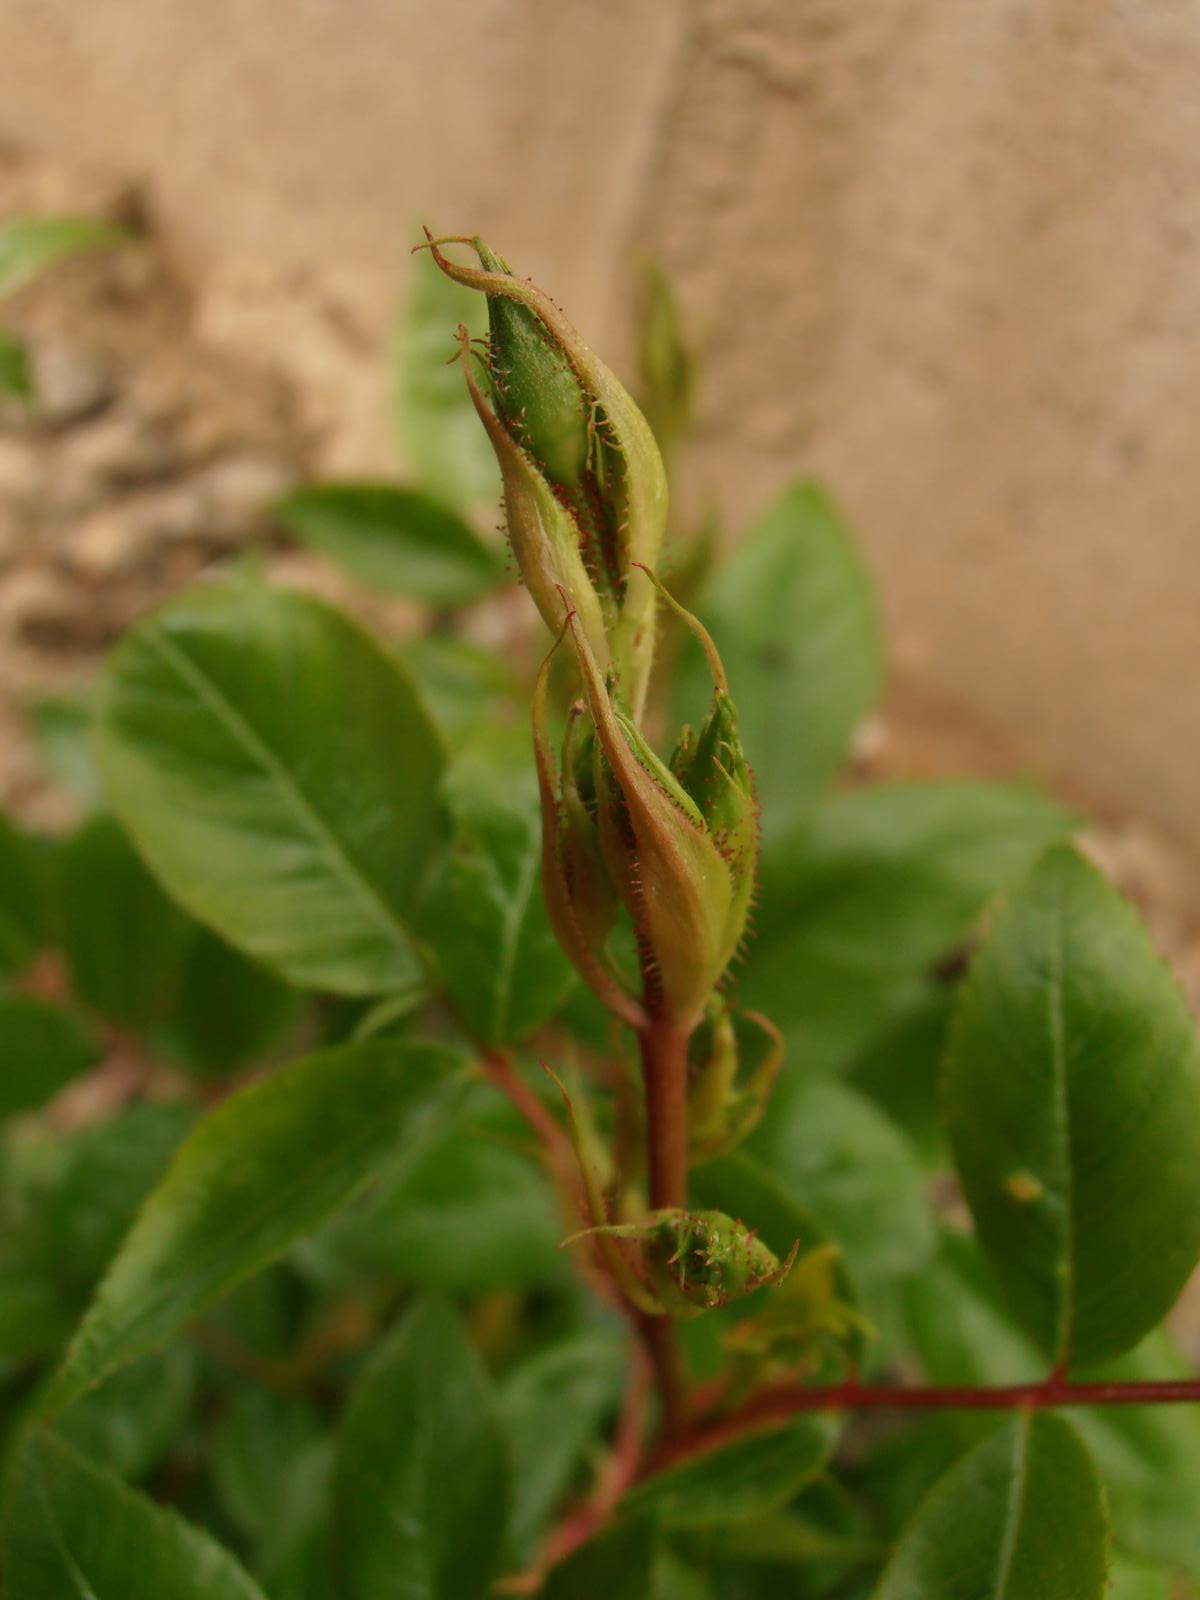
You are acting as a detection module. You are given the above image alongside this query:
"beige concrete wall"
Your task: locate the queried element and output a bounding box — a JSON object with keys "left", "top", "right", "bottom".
{"left": 2, "top": 0, "right": 1198, "bottom": 857}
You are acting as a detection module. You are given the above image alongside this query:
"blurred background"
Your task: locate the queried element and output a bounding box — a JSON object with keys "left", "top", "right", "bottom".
{"left": 1, "top": 0, "right": 1197, "bottom": 886}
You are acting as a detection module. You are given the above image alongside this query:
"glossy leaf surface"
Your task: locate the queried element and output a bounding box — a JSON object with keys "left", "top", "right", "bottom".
{"left": 749, "top": 1078, "right": 934, "bottom": 1289}
{"left": 333, "top": 1296, "right": 508, "bottom": 1600}
{"left": 60, "top": 813, "right": 187, "bottom": 1026}
{"left": 95, "top": 582, "right": 443, "bottom": 995}
{"left": 305, "top": 1096, "right": 562, "bottom": 1291}
{"left": 624, "top": 1417, "right": 833, "bottom": 1530}
{"left": 45, "top": 1039, "right": 456, "bottom": 1412}
{"left": 162, "top": 924, "right": 300, "bottom": 1076}
{"left": 422, "top": 764, "right": 575, "bottom": 1044}
{"left": 744, "top": 782, "right": 1076, "bottom": 1073}
{"left": 873, "top": 1413, "right": 1109, "bottom": 1600}
{"left": 945, "top": 845, "right": 1200, "bottom": 1365}
{"left": 1, "top": 1430, "right": 267, "bottom": 1599}
{"left": 500, "top": 1330, "right": 627, "bottom": 1562}
{"left": 678, "top": 483, "right": 882, "bottom": 837}
{"left": 902, "top": 1234, "right": 1200, "bottom": 1578}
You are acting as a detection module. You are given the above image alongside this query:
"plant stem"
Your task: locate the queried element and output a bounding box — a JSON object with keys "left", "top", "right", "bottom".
{"left": 649, "top": 1374, "right": 1200, "bottom": 1473}
{"left": 639, "top": 1311, "right": 688, "bottom": 1438}
{"left": 638, "top": 1018, "right": 691, "bottom": 1211}
{"left": 636, "top": 1017, "right": 692, "bottom": 1436}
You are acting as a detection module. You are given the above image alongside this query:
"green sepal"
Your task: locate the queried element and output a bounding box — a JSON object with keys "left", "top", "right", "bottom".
{"left": 474, "top": 238, "right": 592, "bottom": 492}
{"left": 570, "top": 612, "right": 734, "bottom": 1029}
{"left": 531, "top": 623, "right": 646, "bottom": 1030}
{"left": 426, "top": 232, "right": 666, "bottom": 716}
{"left": 688, "top": 1005, "right": 785, "bottom": 1164}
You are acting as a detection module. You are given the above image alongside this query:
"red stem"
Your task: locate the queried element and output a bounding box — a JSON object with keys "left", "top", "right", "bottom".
{"left": 638, "top": 1019, "right": 691, "bottom": 1212}
{"left": 636, "top": 1017, "right": 692, "bottom": 1437}
{"left": 649, "top": 1375, "right": 1200, "bottom": 1474}
{"left": 638, "top": 1311, "right": 688, "bottom": 1438}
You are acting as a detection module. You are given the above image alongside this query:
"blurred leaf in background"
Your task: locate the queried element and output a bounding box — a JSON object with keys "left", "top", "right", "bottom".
{"left": 274, "top": 483, "right": 506, "bottom": 606}
{"left": 393, "top": 243, "right": 499, "bottom": 509}
{"left": 0, "top": 214, "right": 130, "bottom": 402}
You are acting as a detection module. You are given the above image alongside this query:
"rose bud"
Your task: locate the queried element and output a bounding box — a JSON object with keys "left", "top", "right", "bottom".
{"left": 423, "top": 230, "right": 667, "bottom": 717}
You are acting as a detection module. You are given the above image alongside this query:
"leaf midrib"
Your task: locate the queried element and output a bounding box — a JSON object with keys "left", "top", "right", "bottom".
{"left": 53, "top": 1059, "right": 447, "bottom": 1409}
{"left": 1045, "top": 885, "right": 1076, "bottom": 1366}
{"left": 142, "top": 622, "right": 412, "bottom": 964}
{"left": 992, "top": 1416, "right": 1032, "bottom": 1598}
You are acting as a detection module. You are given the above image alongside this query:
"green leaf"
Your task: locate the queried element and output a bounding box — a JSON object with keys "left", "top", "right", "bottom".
{"left": 252, "top": 1443, "right": 333, "bottom": 1600}
{"left": 304, "top": 1096, "right": 563, "bottom": 1291}
{"left": 211, "top": 1388, "right": 325, "bottom": 1543}
{"left": 0, "top": 1243, "right": 76, "bottom": 1361}
{"left": 54, "top": 1344, "right": 197, "bottom": 1481}
{"left": 400, "top": 634, "right": 520, "bottom": 737}
{"left": 624, "top": 1417, "right": 833, "bottom": 1531}
{"left": 393, "top": 249, "right": 499, "bottom": 508}
{"left": 692, "top": 1149, "right": 835, "bottom": 1262}
{"left": 161, "top": 925, "right": 300, "bottom": 1075}
{"left": 95, "top": 581, "right": 444, "bottom": 995}
{"left": 743, "top": 782, "right": 1077, "bottom": 1074}
{"left": 276, "top": 483, "right": 505, "bottom": 605}
{"left": 634, "top": 260, "right": 695, "bottom": 465}
{"left": 850, "top": 993, "right": 954, "bottom": 1167}
{"left": 0, "top": 327, "right": 31, "bottom": 397}
{"left": 60, "top": 813, "right": 187, "bottom": 1027}
{"left": 683, "top": 1504, "right": 882, "bottom": 1569}
{"left": 42, "top": 1102, "right": 197, "bottom": 1298}
{"left": 1, "top": 1429, "right": 267, "bottom": 1599}
{"left": 651, "top": 1552, "right": 717, "bottom": 1600}
{"left": 944, "top": 844, "right": 1200, "bottom": 1366}
{"left": 1074, "top": 1334, "right": 1200, "bottom": 1578}
{"left": 26, "top": 694, "right": 101, "bottom": 803}
{"left": 0, "top": 812, "right": 43, "bottom": 977}
{"left": 899, "top": 1233, "right": 1043, "bottom": 1388}
{"left": 500, "top": 1330, "right": 627, "bottom": 1562}
{"left": 541, "top": 1517, "right": 661, "bottom": 1600}
{"left": 0, "top": 216, "right": 127, "bottom": 297}
{"left": 0, "top": 995, "right": 97, "bottom": 1118}
{"left": 333, "top": 1296, "right": 508, "bottom": 1600}
{"left": 422, "top": 771, "right": 575, "bottom": 1044}
{"left": 872, "top": 1413, "right": 1109, "bottom": 1600}
{"left": 1110, "top": 1560, "right": 1174, "bottom": 1600}
{"left": 43, "top": 1038, "right": 456, "bottom": 1414}
{"left": 679, "top": 483, "right": 882, "bottom": 838}
{"left": 691, "top": 1146, "right": 868, "bottom": 1367}
{"left": 748, "top": 1079, "right": 934, "bottom": 1290}
{"left": 902, "top": 1235, "right": 1200, "bottom": 1579}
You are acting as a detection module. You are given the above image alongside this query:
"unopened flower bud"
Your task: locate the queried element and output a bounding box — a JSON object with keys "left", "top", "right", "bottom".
{"left": 574, "top": 1208, "right": 797, "bottom": 1320}
{"left": 658, "top": 576, "right": 758, "bottom": 968}
{"left": 533, "top": 621, "right": 646, "bottom": 1031}
{"left": 424, "top": 231, "right": 667, "bottom": 717}
{"left": 564, "top": 573, "right": 758, "bottom": 1028}
{"left": 571, "top": 611, "right": 736, "bottom": 1029}
{"left": 557, "top": 705, "right": 619, "bottom": 951}
{"left": 473, "top": 238, "right": 591, "bottom": 490}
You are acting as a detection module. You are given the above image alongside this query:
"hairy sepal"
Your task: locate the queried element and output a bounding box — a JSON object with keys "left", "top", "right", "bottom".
{"left": 570, "top": 613, "right": 734, "bottom": 1030}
